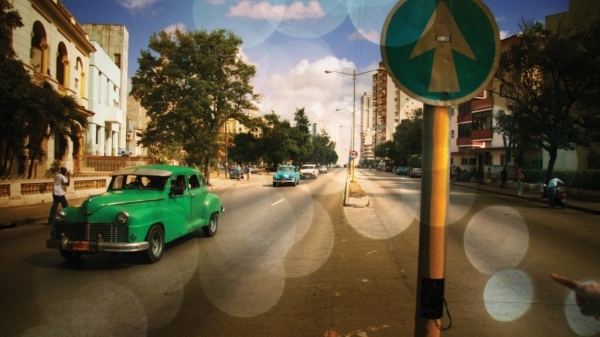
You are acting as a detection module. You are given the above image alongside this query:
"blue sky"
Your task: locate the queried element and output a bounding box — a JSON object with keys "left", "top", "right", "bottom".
{"left": 60, "top": 0, "right": 569, "bottom": 126}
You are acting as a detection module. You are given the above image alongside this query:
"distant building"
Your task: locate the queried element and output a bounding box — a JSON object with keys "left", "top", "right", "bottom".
{"left": 312, "top": 121, "right": 343, "bottom": 165}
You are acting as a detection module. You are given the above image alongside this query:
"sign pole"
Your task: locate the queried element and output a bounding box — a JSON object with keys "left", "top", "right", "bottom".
{"left": 414, "top": 105, "right": 450, "bottom": 337}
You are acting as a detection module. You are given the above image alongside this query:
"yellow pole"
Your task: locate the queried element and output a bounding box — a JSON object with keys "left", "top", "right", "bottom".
{"left": 414, "top": 105, "right": 449, "bottom": 337}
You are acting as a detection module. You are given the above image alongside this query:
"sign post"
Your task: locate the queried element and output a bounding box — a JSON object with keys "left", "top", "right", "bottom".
{"left": 381, "top": 0, "right": 500, "bottom": 336}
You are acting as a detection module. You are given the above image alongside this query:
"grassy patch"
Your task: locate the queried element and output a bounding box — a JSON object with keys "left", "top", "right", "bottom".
{"left": 349, "top": 181, "right": 365, "bottom": 197}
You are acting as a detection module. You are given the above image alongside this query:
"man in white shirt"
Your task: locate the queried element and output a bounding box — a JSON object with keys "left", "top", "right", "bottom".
{"left": 48, "top": 167, "right": 71, "bottom": 224}
{"left": 547, "top": 177, "right": 564, "bottom": 209}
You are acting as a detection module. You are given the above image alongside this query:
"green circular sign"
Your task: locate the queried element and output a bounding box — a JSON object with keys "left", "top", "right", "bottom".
{"left": 381, "top": 0, "right": 500, "bottom": 106}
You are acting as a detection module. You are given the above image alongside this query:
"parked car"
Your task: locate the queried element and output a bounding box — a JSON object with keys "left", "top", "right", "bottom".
{"left": 319, "top": 165, "right": 328, "bottom": 174}
{"left": 229, "top": 166, "right": 244, "bottom": 180}
{"left": 273, "top": 165, "right": 300, "bottom": 187}
{"left": 118, "top": 149, "right": 132, "bottom": 156}
{"left": 46, "top": 165, "right": 224, "bottom": 263}
{"left": 396, "top": 167, "right": 408, "bottom": 175}
{"left": 409, "top": 167, "right": 422, "bottom": 178}
{"left": 300, "top": 164, "right": 319, "bottom": 179}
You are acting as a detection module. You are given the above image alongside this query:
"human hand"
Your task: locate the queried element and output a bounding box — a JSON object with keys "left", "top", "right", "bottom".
{"left": 551, "top": 273, "right": 600, "bottom": 320}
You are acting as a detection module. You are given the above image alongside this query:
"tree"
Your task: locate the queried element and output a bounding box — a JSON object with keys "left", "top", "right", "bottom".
{"left": 391, "top": 109, "right": 423, "bottom": 166}
{"left": 494, "top": 19, "right": 600, "bottom": 187}
{"left": 260, "top": 112, "right": 294, "bottom": 169}
{"left": 130, "top": 29, "right": 258, "bottom": 184}
{"left": 309, "top": 133, "right": 337, "bottom": 165}
{"left": 288, "top": 108, "right": 313, "bottom": 165}
{"left": 229, "top": 132, "right": 261, "bottom": 166}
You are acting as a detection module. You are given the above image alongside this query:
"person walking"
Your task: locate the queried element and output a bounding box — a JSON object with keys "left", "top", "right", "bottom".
{"left": 500, "top": 167, "right": 508, "bottom": 189}
{"left": 246, "top": 165, "right": 251, "bottom": 181}
{"left": 48, "top": 167, "right": 71, "bottom": 224}
{"left": 547, "top": 177, "right": 564, "bottom": 208}
{"left": 515, "top": 169, "right": 524, "bottom": 196}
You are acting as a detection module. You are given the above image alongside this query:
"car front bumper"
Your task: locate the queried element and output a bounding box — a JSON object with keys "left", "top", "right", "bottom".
{"left": 46, "top": 233, "right": 149, "bottom": 253}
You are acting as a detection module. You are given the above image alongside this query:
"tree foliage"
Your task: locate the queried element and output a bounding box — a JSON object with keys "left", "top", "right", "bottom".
{"left": 130, "top": 28, "right": 258, "bottom": 183}
{"left": 494, "top": 19, "right": 600, "bottom": 184}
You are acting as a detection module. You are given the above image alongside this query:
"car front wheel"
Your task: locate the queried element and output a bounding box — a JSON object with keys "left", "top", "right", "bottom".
{"left": 203, "top": 213, "right": 218, "bottom": 237}
{"left": 144, "top": 225, "right": 165, "bottom": 263}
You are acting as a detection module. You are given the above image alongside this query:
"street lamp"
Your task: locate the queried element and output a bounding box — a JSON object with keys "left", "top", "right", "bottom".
{"left": 325, "top": 68, "right": 381, "bottom": 182}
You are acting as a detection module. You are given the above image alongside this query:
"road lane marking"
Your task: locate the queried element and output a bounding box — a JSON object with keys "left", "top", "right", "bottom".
{"left": 271, "top": 199, "right": 284, "bottom": 207}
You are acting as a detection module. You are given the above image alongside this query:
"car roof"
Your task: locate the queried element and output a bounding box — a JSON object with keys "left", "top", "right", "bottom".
{"left": 111, "top": 165, "right": 200, "bottom": 177}
{"left": 277, "top": 165, "right": 295, "bottom": 168}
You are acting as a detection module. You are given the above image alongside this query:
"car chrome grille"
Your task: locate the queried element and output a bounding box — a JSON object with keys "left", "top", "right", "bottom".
{"left": 54, "top": 223, "right": 129, "bottom": 242}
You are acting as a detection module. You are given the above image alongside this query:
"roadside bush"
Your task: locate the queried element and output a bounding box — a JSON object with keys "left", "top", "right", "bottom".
{"left": 521, "top": 169, "right": 600, "bottom": 190}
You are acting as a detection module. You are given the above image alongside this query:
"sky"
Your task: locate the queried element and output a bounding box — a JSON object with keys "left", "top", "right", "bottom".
{"left": 60, "top": 0, "right": 570, "bottom": 129}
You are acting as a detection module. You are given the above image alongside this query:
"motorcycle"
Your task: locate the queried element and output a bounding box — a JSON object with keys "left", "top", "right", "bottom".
{"left": 554, "top": 186, "right": 567, "bottom": 209}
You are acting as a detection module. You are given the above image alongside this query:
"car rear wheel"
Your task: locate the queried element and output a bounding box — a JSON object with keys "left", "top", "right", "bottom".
{"left": 59, "top": 249, "right": 82, "bottom": 261}
{"left": 203, "top": 213, "right": 218, "bottom": 237}
{"left": 144, "top": 225, "right": 165, "bottom": 263}
{"left": 273, "top": 182, "right": 278, "bottom": 187}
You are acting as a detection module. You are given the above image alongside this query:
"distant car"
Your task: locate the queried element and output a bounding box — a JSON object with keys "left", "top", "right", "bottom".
{"left": 300, "top": 164, "right": 319, "bottom": 179}
{"left": 229, "top": 167, "right": 244, "bottom": 180}
{"left": 273, "top": 165, "right": 300, "bottom": 187}
{"left": 46, "top": 165, "right": 224, "bottom": 263}
{"left": 319, "top": 165, "right": 328, "bottom": 174}
{"left": 396, "top": 167, "right": 408, "bottom": 175}
{"left": 118, "top": 149, "right": 132, "bottom": 156}
{"left": 385, "top": 166, "right": 393, "bottom": 172}
{"left": 409, "top": 168, "right": 422, "bottom": 178}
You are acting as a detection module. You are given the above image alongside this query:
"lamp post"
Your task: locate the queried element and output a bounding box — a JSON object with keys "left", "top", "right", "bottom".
{"left": 325, "top": 68, "right": 380, "bottom": 182}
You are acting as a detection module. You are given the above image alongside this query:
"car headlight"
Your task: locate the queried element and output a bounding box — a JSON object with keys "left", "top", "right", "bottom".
{"left": 116, "top": 211, "right": 130, "bottom": 224}
{"left": 54, "top": 210, "right": 65, "bottom": 222}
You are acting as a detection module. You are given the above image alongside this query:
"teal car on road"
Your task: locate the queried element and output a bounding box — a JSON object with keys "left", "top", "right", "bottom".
{"left": 46, "top": 165, "right": 224, "bottom": 263}
{"left": 273, "top": 165, "right": 300, "bottom": 187}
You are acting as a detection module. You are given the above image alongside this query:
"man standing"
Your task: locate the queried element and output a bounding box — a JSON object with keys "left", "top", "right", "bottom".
{"left": 547, "top": 177, "right": 564, "bottom": 209}
{"left": 48, "top": 167, "right": 71, "bottom": 224}
{"left": 246, "top": 165, "right": 251, "bottom": 181}
{"left": 515, "top": 169, "right": 524, "bottom": 196}
{"left": 500, "top": 167, "right": 508, "bottom": 189}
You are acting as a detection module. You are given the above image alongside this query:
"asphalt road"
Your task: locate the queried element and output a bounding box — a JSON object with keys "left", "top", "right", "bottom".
{"left": 0, "top": 168, "right": 599, "bottom": 336}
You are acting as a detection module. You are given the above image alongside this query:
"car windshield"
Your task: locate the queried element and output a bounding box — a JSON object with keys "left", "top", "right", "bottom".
{"left": 278, "top": 167, "right": 292, "bottom": 172}
{"left": 109, "top": 175, "right": 168, "bottom": 191}
{"left": 302, "top": 165, "right": 314, "bottom": 169}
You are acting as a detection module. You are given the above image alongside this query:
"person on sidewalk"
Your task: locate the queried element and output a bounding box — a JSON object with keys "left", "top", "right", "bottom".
{"left": 500, "top": 167, "right": 508, "bottom": 189}
{"left": 515, "top": 169, "right": 524, "bottom": 195}
{"left": 246, "top": 165, "right": 251, "bottom": 181}
{"left": 48, "top": 167, "right": 71, "bottom": 224}
{"left": 547, "top": 177, "right": 564, "bottom": 208}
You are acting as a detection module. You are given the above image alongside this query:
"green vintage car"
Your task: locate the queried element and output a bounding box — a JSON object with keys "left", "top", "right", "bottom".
{"left": 272, "top": 165, "right": 300, "bottom": 187}
{"left": 46, "top": 165, "right": 224, "bottom": 263}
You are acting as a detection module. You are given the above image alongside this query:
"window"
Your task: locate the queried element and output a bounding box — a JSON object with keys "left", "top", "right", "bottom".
{"left": 472, "top": 110, "right": 493, "bottom": 130}
{"left": 458, "top": 123, "right": 471, "bottom": 138}
{"left": 114, "top": 54, "right": 122, "bottom": 68}
{"left": 461, "top": 158, "right": 476, "bottom": 165}
{"left": 451, "top": 130, "right": 455, "bottom": 138}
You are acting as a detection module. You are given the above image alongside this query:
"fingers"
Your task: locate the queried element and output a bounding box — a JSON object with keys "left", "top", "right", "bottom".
{"left": 551, "top": 273, "right": 581, "bottom": 290}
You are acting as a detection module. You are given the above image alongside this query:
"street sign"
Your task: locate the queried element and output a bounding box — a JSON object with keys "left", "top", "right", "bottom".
{"left": 381, "top": 0, "right": 500, "bottom": 106}
{"left": 350, "top": 150, "right": 358, "bottom": 159}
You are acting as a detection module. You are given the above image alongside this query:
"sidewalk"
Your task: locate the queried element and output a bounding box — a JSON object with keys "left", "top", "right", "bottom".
{"left": 0, "top": 174, "right": 245, "bottom": 230}
{"left": 344, "top": 172, "right": 600, "bottom": 215}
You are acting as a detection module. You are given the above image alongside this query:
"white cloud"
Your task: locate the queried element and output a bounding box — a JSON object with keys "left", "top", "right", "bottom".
{"left": 347, "top": 29, "right": 380, "bottom": 44}
{"left": 115, "top": 0, "right": 161, "bottom": 10}
{"left": 256, "top": 56, "right": 377, "bottom": 129}
{"left": 499, "top": 30, "right": 509, "bottom": 40}
{"left": 227, "top": 0, "right": 325, "bottom": 21}
{"left": 163, "top": 22, "right": 188, "bottom": 34}
{"left": 205, "top": 0, "right": 225, "bottom": 4}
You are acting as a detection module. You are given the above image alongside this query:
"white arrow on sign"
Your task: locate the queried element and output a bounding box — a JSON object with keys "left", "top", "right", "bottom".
{"left": 409, "top": 0, "right": 475, "bottom": 93}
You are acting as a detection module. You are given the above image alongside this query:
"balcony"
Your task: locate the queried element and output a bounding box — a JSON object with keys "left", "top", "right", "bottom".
{"left": 457, "top": 114, "right": 472, "bottom": 123}
{"left": 457, "top": 137, "right": 472, "bottom": 146}
{"left": 104, "top": 106, "right": 123, "bottom": 124}
{"left": 471, "top": 96, "right": 493, "bottom": 111}
{"left": 471, "top": 129, "right": 493, "bottom": 141}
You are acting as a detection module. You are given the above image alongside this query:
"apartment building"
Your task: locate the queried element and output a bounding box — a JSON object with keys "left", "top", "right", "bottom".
{"left": 11, "top": 0, "right": 96, "bottom": 176}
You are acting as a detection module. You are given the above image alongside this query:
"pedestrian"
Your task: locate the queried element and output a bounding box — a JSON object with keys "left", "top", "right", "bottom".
{"left": 451, "top": 165, "right": 456, "bottom": 181}
{"left": 48, "top": 167, "right": 71, "bottom": 224}
{"left": 500, "top": 167, "right": 508, "bottom": 189}
{"left": 246, "top": 165, "right": 251, "bottom": 181}
{"left": 547, "top": 177, "right": 564, "bottom": 208}
{"left": 515, "top": 169, "right": 524, "bottom": 196}
{"left": 551, "top": 273, "right": 600, "bottom": 320}
{"left": 456, "top": 166, "right": 461, "bottom": 181}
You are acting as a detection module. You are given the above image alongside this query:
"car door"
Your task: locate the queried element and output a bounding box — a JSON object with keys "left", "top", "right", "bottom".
{"left": 188, "top": 173, "right": 208, "bottom": 231}
{"left": 167, "top": 174, "right": 192, "bottom": 239}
